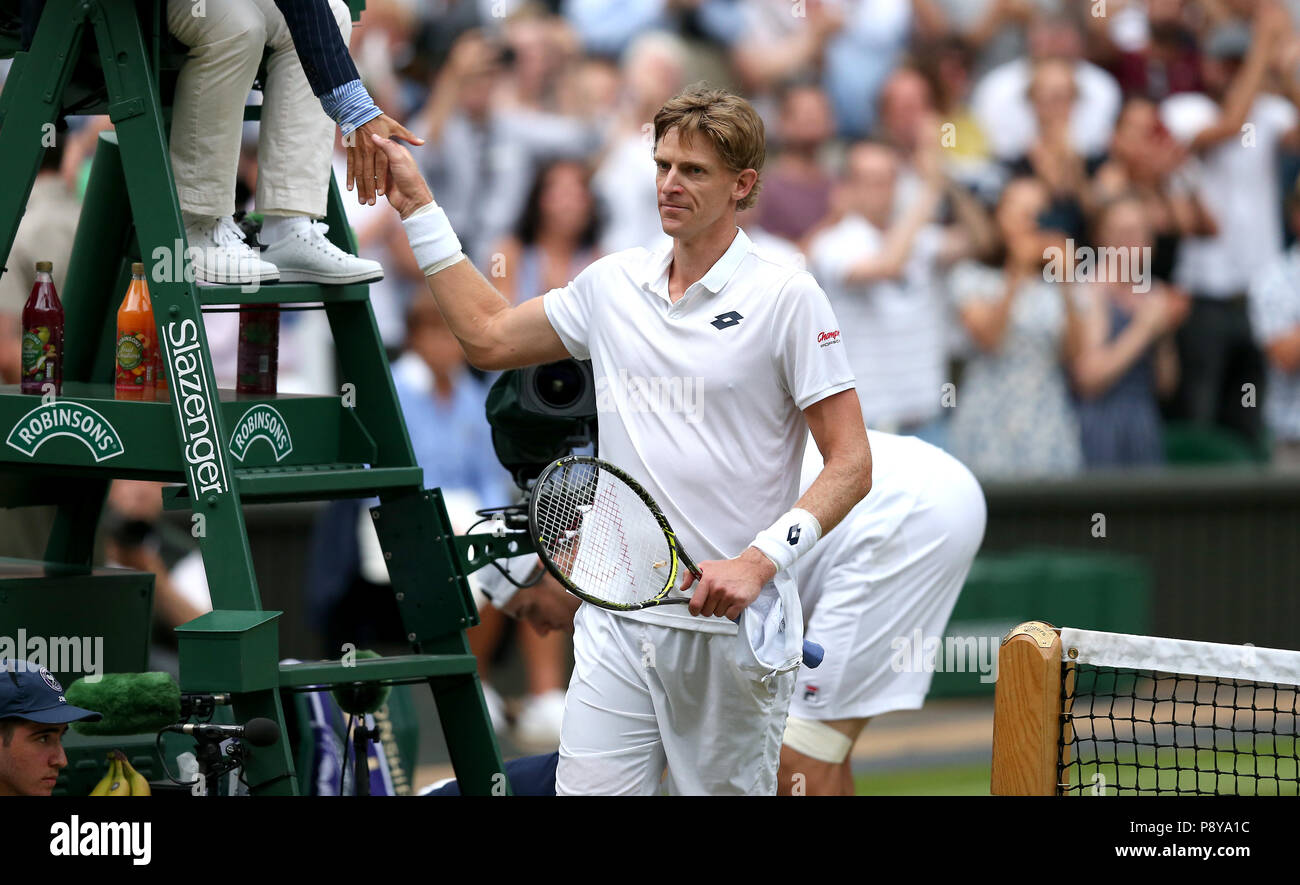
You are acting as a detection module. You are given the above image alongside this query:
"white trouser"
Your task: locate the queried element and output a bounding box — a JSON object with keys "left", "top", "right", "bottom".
{"left": 166, "top": 0, "right": 350, "bottom": 217}
{"left": 556, "top": 604, "right": 797, "bottom": 796}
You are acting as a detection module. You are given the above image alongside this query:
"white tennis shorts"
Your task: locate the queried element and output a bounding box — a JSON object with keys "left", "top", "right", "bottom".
{"left": 556, "top": 604, "right": 797, "bottom": 795}
{"left": 789, "top": 450, "right": 986, "bottom": 722}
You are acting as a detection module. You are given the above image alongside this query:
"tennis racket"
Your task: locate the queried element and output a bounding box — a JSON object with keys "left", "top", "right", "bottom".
{"left": 528, "top": 455, "right": 823, "bottom": 668}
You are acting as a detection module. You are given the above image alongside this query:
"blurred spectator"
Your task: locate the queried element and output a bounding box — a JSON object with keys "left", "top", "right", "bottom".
{"left": 754, "top": 81, "right": 837, "bottom": 245}
{"left": 1071, "top": 195, "right": 1189, "bottom": 468}
{"left": 102, "top": 481, "right": 212, "bottom": 676}
{"left": 562, "top": 0, "right": 671, "bottom": 57}
{"left": 737, "top": 200, "right": 806, "bottom": 268}
{"left": 0, "top": 141, "right": 78, "bottom": 321}
{"left": 958, "top": 0, "right": 1069, "bottom": 74}
{"left": 493, "top": 159, "right": 602, "bottom": 303}
{"left": 823, "top": 0, "right": 919, "bottom": 138}
{"left": 391, "top": 292, "right": 513, "bottom": 506}
{"left": 875, "top": 65, "right": 939, "bottom": 197}
{"left": 971, "top": 13, "right": 1122, "bottom": 162}
{"left": 1092, "top": 96, "right": 1217, "bottom": 282}
{"left": 592, "top": 30, "right": 688, "bottom": 253}
{"left": 1249, "top": 178, "right": 1300, "bottom": 467}
{"left": 414, "top": 26, "right": 601, "bottom": 268}
{"left": 1005, "top": 57, "right": 1106, "bottom": 241}
{"left": 913, "top": 36, "right": 998, "bottom": 192}
{"left": 1094, "top": 0, "right": 1206, "bottom": 101}
{"left": 948, "top": 177, "right": 1084, "bottom": 477}
{"left": 727, "top": 0, "right": 848, "bottom": 121}
{"left": 810, "top": 139, "right": 991, "bottom": 445}
{"left": 1160, "top": 4, "right": 1299, "bottom": 446}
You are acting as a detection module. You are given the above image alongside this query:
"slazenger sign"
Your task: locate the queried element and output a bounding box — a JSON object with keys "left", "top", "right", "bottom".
{"left": 163, "top": 319, "right": 230, "bottom": 496}
{"left": 5, "top": 402, "right": 124, "bottom": 462}
{"left": 229, "top": 404, "right": 293, "bottom": 462}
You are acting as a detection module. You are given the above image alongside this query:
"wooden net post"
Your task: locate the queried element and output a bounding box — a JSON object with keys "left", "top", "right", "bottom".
{"left": 991, "top": 621, "right": 1063, "bottom": 796}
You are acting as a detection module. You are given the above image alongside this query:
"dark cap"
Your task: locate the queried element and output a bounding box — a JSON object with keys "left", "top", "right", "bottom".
{"left": 0, "top": 659, "right": 102, "bottom": 724}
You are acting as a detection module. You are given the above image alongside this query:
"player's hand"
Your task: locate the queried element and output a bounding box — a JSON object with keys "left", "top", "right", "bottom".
{"left": 347, "top": 114, "right": 425, "bottom": 206}
{"left": 370, "top": 135, "right": 436, "bottom": 219}
{"left": 682, "top": 548, "right": 776, "bottom": 619}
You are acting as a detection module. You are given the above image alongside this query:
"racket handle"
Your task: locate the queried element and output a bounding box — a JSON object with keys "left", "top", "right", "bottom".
{"left": 802, "top": 640, "right": 824, "bottom": 669}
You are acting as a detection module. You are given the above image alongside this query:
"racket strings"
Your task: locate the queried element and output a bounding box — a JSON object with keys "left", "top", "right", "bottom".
{"left": 534, "top": 462, "right": 674, "bottom": 607}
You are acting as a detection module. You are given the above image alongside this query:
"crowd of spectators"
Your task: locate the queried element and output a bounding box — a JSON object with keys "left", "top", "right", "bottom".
{"left": 7, "top": 0, "right": 1300, "bottom": 482}
{"left": 333, "top": 0, "right": 1300, "bottom": 477}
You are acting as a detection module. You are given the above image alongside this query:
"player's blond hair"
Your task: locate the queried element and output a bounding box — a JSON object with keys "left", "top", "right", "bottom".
{"left": 653, "top": 85, "right": 766, "bottom": 211}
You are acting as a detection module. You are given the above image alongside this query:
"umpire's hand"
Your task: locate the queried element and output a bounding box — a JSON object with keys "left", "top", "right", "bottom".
{"left": 370, "top": 134, "right": 435, "bottom": 218}
{"left": 682, "top": 548, "right": 775, "bottom": 620}
{"left": 347, "top": 114, "right": 424, "bottom": 205}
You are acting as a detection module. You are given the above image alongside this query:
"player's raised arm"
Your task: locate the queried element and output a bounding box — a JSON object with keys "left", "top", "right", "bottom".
{"left": 371, "top": 135, "right": 571, "bottom": 371}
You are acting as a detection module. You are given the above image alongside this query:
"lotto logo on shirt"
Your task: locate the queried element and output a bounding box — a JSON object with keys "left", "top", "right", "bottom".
{"left": 817, "top": 330, "right": 841, "bottom": 348}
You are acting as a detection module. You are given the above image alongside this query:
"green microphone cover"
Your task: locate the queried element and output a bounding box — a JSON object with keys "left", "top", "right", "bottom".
{"left": 330, "top": 649, "right": 392, "bottom": 715}
{"left": 66, "top": 672, "right": 181, "bottom": 735}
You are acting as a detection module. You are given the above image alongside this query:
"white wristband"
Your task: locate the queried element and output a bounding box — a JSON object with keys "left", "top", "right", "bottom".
{"left": 750, "top": 507, "right": 822, "bottom": 574}
{"left": 402, "top": 202, "right": 464, "bottom": 276}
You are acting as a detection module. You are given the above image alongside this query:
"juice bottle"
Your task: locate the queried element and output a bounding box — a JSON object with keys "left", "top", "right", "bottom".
{"left": 115, "top": 262, "right": 155, "bottom": 401}
{"left": 21, "top": 260, "right": 64, "bottom": 395}
{"left": 236, "top": 309, "right": 279, "bottom": 395}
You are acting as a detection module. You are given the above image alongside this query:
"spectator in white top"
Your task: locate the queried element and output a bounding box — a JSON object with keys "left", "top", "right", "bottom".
{"left": 1248, "top": 179, "right": 1300, "bottom": 468}
{"left": 1159, "top": 5, "right": 1300, "bottom": 447}
{"left": 970, "top": 13, "right": 1122, "bottom": 162}
{"left": 809, "top": 137, "right": 993, "bottom": 447}
{"left": 592, "top": 31, "right": 688, "bottom": 254}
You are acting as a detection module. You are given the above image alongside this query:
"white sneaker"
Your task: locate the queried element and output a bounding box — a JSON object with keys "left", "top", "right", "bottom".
{"left": 260, "top": 219, "right": 384, "bottom": 285}
{"left": 185, "top": 214, "right": 280, "bottom": 285}
{"left": 512, "top": 689, "right": 566, "bottom": 750}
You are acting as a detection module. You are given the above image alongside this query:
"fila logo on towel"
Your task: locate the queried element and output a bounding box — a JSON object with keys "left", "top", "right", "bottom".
{"left": 786, "top": 524, "right": 801, "bottom": 545}
{"left": 710, "top": 311, "right": 743, "bottom": 330}
{"left": 817, "top": 330, "right": 841, "bottom": 347}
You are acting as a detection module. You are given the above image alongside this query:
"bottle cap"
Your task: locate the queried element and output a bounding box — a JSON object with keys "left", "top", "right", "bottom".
{"left": 131, "top": 262, "right": 145, "bottom": 275}
{"left": 35, "top": 261, "right": 53, "bottom": 272}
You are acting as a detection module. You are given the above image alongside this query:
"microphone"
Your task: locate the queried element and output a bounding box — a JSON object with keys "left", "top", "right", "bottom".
{"left": 66, "top": 673, "right": 181, "bottom": 735}
{"left": 65, "top": 673, "right": 231, "bottom": 736}
{"left": 162, "top": 718, "right": 280, "bottom": 747}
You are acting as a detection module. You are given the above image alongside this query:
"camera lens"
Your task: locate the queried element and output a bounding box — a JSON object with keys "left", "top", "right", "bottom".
{"left": 533, "top": 360, "right": 586, "bottom": 409}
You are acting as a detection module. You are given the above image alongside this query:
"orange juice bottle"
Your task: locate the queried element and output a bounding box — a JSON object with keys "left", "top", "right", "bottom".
{"left": 115, "top": 262, "right": 156, "bottom": 401}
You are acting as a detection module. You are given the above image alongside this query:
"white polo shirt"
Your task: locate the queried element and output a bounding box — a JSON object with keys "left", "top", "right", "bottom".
{"left": 543, "top": 227, "right": 856, "bottom": 666}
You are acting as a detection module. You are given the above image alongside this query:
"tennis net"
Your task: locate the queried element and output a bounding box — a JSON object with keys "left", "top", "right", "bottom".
{"left": 991, "top": 622, "right": 1300, "bottom": 796}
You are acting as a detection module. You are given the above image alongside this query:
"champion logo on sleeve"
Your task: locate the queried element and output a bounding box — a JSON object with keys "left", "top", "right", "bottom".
{"left": 817, "top": 330, "right": 841, "bottom": 347}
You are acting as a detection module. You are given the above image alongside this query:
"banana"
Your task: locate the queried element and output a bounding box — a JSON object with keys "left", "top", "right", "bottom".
{"left": 105, "top": 754, "right": 131, "bottom": 796}
{"left": 89, "top": 755, "right": 116, "bottom": 797}
{"left": 118, "top": 752, "right": 151, "bottom": 797}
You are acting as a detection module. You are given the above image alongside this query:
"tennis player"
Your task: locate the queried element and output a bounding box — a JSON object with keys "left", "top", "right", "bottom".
{"left": 778, "top": 431, "right": 986, "bottom": 795}
{"left": 372, "top": 85, "right": 870, "bottom": 795}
